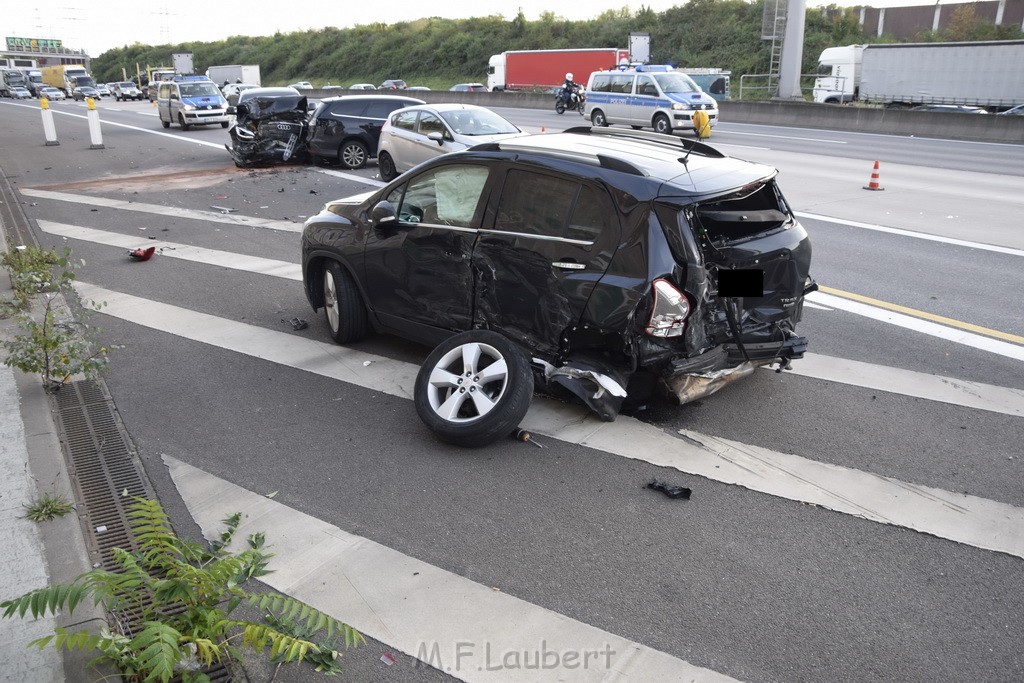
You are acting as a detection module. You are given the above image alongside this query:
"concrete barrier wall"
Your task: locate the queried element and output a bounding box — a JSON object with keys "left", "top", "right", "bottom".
{"left": 307, "top": 89, "right": 1024, "bottom": 144}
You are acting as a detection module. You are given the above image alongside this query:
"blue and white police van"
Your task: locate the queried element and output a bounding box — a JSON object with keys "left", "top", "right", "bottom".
{"left": 584, "top": 65, "right": 719, "bottom": 135}
{"left": 157, "top": 76, "right": 230, "bottom": 131}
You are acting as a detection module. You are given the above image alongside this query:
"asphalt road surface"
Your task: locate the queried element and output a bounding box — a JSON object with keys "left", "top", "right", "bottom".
{"left": 1, "top": 97, "right": 1022, "bottom": 682}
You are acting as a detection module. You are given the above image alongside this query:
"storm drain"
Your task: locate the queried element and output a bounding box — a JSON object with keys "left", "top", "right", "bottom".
{"left": 52, "top": 379, "right": 231, "bottom": 681}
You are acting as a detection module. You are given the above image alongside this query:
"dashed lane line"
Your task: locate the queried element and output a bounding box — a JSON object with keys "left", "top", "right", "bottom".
{"left": 20, "top": 188, "right": 300, "bottom": 232}
{"left": 165, "top": 455, "right": 736, "bottom": 682}
{"left": 38, "top": 221, "right": 301, "bottom": 280}
{"left": 76, "top": 282, "right": 1024, "bottom": 559}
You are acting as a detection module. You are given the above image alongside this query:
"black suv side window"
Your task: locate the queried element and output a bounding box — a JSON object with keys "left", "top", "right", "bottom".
{"left": 365, "top": 100, "right": 404, "bottom": 119}
{"left": 566, "top": 185, "right": 614, "bottom": 243}
{"left": 329, "top": 101, "right": 366, "bottom": 117}
{"left": 389, "top": 165, "right": 490, "bottom": 227}
{"left": 494, "top": 170, "right": 577, "bottom": 238}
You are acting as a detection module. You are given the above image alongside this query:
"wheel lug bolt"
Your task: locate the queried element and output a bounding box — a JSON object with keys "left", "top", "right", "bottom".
{"left": 470, "top": 387, "right": 475, "bottom": 392}
{"left": 460, "top": 387, "right": 466, "bottom": 393}
{"left": 457, "top": 379, "right": 463, "bottom": 385}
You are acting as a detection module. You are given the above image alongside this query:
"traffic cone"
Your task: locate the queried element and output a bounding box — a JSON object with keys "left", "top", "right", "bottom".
{"left": 541, "top": 125, "right": 546, "bottom": 133}
{"left": 863, "top": 160, "right": 884, "bottom": 191}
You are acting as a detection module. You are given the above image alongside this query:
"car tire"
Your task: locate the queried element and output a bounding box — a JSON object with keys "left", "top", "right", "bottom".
{"left": 591, "top": 109, "right": 607, "bottom": 127}
{"left": 414, "top": 330, "right": 534, "bottom": 448}
{"left": 178, "top": 114, "right": 191, "bottom": 131}
{"left": 653, "top": 114, "right": 671, "bottom": 135}
{"left": 339, "top": 140, "right": 368, "bottom": 169}
{"left": 161, "top": 118, "right": 170, "bottom": 129}
{"left": 378, "top": 152, "right": 398, "bottom": 182}
{"left": 555, "top": 102, "right": 565, "bottom": 115}
{"left": 631, "top": 125, "right": 643, "bottom": 130}
{"left": 322, "top": 260, "right": 368, "bottom": 344}
{"left": 221, "top": 121, "right": 229, "bottom": 128}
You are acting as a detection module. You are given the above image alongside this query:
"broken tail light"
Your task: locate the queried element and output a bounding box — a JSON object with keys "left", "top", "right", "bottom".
{"left": 646, "top": 278, "right": 691, "bottom": 338}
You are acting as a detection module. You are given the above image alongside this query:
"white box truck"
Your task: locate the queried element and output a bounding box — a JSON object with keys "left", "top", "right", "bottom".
{"left": 812, "top": 40, "right": 1024, "bottom": 108}
{"left": 206, "top": 65, "right": 261, "bottom": 87}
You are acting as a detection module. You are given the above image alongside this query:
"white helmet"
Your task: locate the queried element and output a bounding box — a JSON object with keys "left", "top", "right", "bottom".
{"left": 566, "top": 73, "right": 573, "bottom": 81}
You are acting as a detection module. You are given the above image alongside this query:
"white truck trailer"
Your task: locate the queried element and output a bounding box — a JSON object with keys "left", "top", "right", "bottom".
{"left": 813, "top": 40, "right": 1024, "bottom": 109}
{"left": 206, "top": 65, "right": 261, "bottom": 87}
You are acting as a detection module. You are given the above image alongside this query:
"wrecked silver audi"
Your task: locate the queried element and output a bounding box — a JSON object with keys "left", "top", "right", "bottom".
{"left": 301, "top": 127, "right": 814, "bottom": 445}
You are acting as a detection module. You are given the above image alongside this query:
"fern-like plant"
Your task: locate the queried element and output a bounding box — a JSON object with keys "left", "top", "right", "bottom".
{"left": 1, "top": 497, "right": 364, "bottom": 682}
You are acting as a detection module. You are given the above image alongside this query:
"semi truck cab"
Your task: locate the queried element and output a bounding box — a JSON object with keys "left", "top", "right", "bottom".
{"left": 812, "top": 45, "right": 864, "bottom": 104}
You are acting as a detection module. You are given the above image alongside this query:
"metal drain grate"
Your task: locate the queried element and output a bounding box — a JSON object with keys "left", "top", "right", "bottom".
{"left": 52, "top": 379, "right": 233, "bottom": 681}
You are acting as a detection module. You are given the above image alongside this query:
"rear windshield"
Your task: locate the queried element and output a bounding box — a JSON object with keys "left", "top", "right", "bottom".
{"left": 693, "top": 180, "right": 791, "bottom": 243}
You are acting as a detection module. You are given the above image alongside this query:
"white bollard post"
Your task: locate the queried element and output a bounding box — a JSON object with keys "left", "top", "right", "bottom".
{"left": 40, "top": 97, "right": 59, "bottom": 146}
{"left": 86, "top": 97, "right": 104, "bottom": 150}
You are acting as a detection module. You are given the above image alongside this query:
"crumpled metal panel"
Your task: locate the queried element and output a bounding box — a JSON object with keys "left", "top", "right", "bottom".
{"left": 664, "top": 361, "right": 757, "bottom": 405}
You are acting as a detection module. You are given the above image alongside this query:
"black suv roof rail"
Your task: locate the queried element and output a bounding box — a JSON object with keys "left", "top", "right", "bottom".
{"left": 472, "top": 140, "right": 647, "bottom": 176}
{"left": 561, "top": 126, "right": 726, "bottom": 159}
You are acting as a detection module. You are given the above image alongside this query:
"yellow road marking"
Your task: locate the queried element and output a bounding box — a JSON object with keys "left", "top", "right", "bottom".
{"left": 818, "top": 285, "right": 1024, "bottom": 345}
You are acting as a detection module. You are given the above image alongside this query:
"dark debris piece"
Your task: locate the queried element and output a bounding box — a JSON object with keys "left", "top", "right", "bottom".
{"left": 282, "top": 317, "right": 308, "bottom": 331}
{"left": 646, "top": 479, "right": 691, "bottom": 500}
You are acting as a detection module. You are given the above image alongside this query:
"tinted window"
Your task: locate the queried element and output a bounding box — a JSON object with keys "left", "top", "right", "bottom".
{"left": 396, "top": 165, "right": 489, "bottom": 227}
{"left": 495, "top": 170, "right": 577, "bottom": 238}
{"left": 654, "top": 73, "right": 700, "bottom": 94}
{"left": 392, "top": 110, "right": 417, "bottom": 130}
{"left": 637, "top": 76, "right": 658, "bottom": 97}
{"left": 365, "top": 100, "right": 406, "bottom": 119}
{"left": 566, "top": 186, "right": 614, "bottom": 243}
{"left": 330, "top": 100, "right": 367, "bottom": 116}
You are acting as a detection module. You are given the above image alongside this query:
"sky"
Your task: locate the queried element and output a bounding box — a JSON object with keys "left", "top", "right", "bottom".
{"left": 5, "top": 0, "right": 983, "bottom": 58}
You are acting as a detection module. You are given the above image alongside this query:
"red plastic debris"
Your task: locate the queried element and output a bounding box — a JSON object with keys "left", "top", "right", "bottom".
{"left": 128, "top": 246, "right": 156, "bottom": 261}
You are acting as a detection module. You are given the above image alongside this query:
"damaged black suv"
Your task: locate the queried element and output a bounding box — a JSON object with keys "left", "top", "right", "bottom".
{"left": 301, "top": 127, "right": 814, "bottom": 443}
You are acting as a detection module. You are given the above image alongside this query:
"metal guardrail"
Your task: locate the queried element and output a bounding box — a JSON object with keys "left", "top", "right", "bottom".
{"left": 738, "top": 73, "right": 820, "bottom": 100}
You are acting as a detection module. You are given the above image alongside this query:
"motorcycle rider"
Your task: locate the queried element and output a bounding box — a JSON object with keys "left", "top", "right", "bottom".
{"left": 560, "top": 72, "right": 580, "bottom": 107}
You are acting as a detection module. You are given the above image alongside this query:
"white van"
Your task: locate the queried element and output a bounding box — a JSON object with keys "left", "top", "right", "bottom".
{"left": 157, "top": 76, "right": 230, "bottom": 131}
{"left": 584, "top": 66, "right": 718, "bottom": 135}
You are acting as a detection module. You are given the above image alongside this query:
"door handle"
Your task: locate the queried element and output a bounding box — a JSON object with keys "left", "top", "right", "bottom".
{"left": 552, "top": 261, "right": 585, "bottom": 270}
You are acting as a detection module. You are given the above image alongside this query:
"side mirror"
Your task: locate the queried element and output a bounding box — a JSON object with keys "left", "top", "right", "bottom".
{"left": 370, "top": 200, "right": 398, "bottom": 226}
{"left": 427, "top": 131, "right": 445, "bottom": 146}
{"left": 226, "top": 106, "right": 236, "bottom": 115}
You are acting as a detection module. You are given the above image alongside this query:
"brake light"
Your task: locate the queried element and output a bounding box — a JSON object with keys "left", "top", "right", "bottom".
{"left": 646, "top": 278, "right": 691, "bottom": 338}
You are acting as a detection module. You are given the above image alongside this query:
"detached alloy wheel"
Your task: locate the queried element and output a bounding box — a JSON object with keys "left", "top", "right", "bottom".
{"left": 339, "top": 140, "right": 368, "bottom": 169}
{"left": 322, "top": 260, "right": 368, "bottom": 344}
{"left": 414, "top": 330, "right": 534, "bottom": 448}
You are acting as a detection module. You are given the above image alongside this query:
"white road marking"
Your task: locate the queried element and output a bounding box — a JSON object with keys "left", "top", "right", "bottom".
{"left": 772, "top": 353, "right": 1024, "bottom": 417}
{"left": 38, "top": 221, "right": 301, "bottom": 280}
{"left": 20, "top": 188, "right": 300, "bottom": 232}
{"left": 165, "top": 455, "right": 734, "bottom": 682}
{"left": 75, "top": 282, "right": 1024, "bottom": 559}
{"left": 802, "top": 301, "right": 833, "bottom": 311}
{"left": 796, "top": 212, "right": 1024, "bottom": 257}
{"left": 0, "top": 100, "right": 225, "bottom": 148}
{"left": 717, "top": 130, "right": 847, "bottom": 144}
{"left": 316, "top": 168, "right": 385, "bottom": 187}
{"left": 808, "top": 290, "right": 1024, "bottom": 362}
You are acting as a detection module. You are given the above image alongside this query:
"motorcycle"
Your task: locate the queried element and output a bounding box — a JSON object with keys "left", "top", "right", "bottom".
{"left": 226, "top": 92, "right": 311, "bottom": 167}
{"left": 555, "top": 85, "right": 586, "bottom": 116}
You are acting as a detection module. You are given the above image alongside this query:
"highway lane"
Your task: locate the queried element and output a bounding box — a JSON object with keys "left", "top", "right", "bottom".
{"left": 1, "top": 99, "right": 1022, "bottom": 682}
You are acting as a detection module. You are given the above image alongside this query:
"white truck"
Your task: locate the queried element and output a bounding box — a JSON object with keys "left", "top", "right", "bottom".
{"left": 206, "top": 65, "right": 261, "bottom": 88}
{"left": 813, "top": 40, "right": 1024, "bottom": 108}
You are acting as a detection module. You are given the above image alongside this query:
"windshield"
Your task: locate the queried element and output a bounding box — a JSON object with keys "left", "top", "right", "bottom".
{"left": 119, "top": 81, "right": 135, "bottom": 88}
{"left": 440, "top": 108, "right": 519, "bottom": 136}
{"left": 75, "top": 77, "right": 96, "bottom": 88}
{"left": 653, "top": 73, "right": 700, "bottom": 94}
{"left": 180, "top": 82, "right": 221, "bottom": 98}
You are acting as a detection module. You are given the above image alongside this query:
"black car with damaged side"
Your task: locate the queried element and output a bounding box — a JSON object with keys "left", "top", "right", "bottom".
{"left": 301, "top": 127, "right": 815, "bottom": 445}
{"left": 227, "top": 87, "right": 310, "bottom": 167}
{"left": 306, "top": 95, "right": 424, "bottom": 169}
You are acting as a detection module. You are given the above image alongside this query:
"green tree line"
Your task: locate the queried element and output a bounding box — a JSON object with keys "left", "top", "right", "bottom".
{"left": 90, "top": 1, "right": 1022, "bottom": 87}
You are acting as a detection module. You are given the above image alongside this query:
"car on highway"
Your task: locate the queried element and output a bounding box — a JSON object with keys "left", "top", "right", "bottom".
{"left": 72, "top": 85, "right": 100, "bottom": 101}
{"left": 288, "top": 81, "right": 314, "bottom": 90}
{"left": 376, "top": 103, "right": 524, "bottom": 181}
{"left": 305, "top": 94, "right": 424, "bottom": 170}
{"left": 156, "top": 77, "right": 230, "bottom": 130}
{"left": 348, "top": 83, "right": 375, "bottom": 90}
{"left": 96, "top": 83, "right": 112, "bottom": 97}
{"left": 301, "top": 127, "right": 815, "bottom": 445}
{"left": 222, "top": 83, "right": 259, "bottom": 106}
{"left": 378, "top": 79, "right": 407, "bottom": 90}
{"left": 449, "top": 83, "right": 488, "bottom": 92}
{"left": 228, "top": 87, "right": 310, "bottom": 167}
{"left": 40, "top": 87, "right": 66, "bottom": 101}
{"left": 996, "top": 103, "right": 1024, "bottom": 115}
{"left": 9, "top": 86, "right": 32, "bottom": 99}
{"left": 112, "top": 81, "right": 143, "bottom": 100}
{"left": 910, "top": 104, "right": 988, "bottom": 114}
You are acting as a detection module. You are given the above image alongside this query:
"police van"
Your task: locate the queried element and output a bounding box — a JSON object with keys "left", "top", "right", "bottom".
{"left": 584, "top": 65, "right": 718, "bottom": 136}
{"left": 157, "top": 76, "right": 230, "bottom": 131}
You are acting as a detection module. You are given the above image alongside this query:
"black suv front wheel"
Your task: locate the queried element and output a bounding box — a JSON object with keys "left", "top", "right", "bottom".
{"left": 339, "top": 140, "right": 369, "bottom": 169}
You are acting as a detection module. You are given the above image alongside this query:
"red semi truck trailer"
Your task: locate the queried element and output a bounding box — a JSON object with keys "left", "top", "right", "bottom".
{"left": 487, "top": 48, "right": 630, "bottom": 91}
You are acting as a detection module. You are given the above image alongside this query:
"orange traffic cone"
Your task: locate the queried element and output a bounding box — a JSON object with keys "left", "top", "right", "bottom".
{"left": 541, "top": 125, "right": 546, "bottom": 133}
{"left": 863, "top": 160, "right": 884, "bottom": 191}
